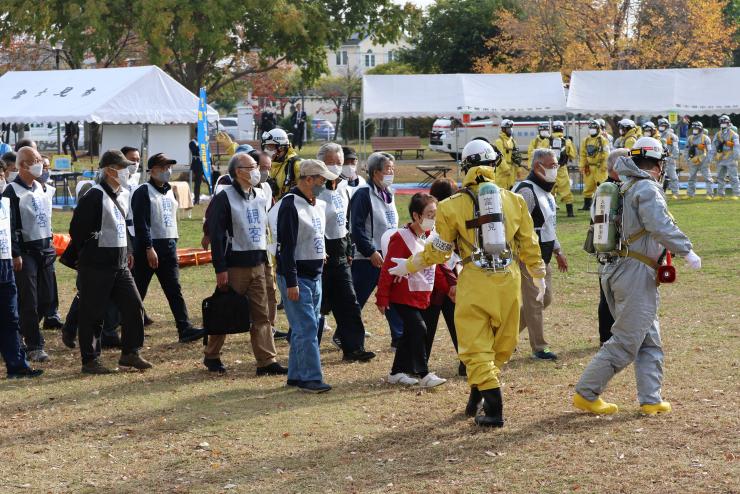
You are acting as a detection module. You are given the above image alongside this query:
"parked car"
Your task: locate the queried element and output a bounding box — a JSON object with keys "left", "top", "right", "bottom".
{"left": 312, "top": 118, "right": 335, "bottom": 141}
{"left": 216, "top": 117, "right": 239, "bottom": 140}
{"left": 7, "top": 122, "right": 85, "bottom": 151}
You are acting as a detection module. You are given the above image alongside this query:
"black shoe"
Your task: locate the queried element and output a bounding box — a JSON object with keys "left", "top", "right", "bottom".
{"left": 331, "top": 335, "right": 343, "bottom": 350}
{"left": 475, "top": 388, "right": 504, "bottom": 427}
{"left": 43, "top": 315, "right": 63, "bottom": 330}
{"left": 566, "top": 204, "right": 575, "bottom": 217}
{"left": 276, "top": 302, "right": 284, "bottom": 311}
{"left": 458, "top": 361, "right": 467, "bottom": 377}
{"left": 143, "top": 313, "right": 154, "bottom": 326}
{"left": 7, "top": 367, "right": 44, "bottom": 379}
{"left": 286, "top": 379, "right": 300, "bottom": 387}
{"left": 118, "top": 352, "right": 153, "bottom": 370}
{"left": 101, "top": 335, "right": 122, "bottom": 349}
{"left": 465, "top": 387, "right": 482, "bottom": 417}
{"left": 272, "top": 329, "right": 289, "bottom": 340}
{"left": 343, "top": 349, "right": 376, "bottom": 362}
{"left": 178, "top": 327, "right": 206, "bottom": 343}
{"left": 203, "top": 358, "right": 226, "bottom": 373}
{"left": 61, "top": 330, "right": 77, "bottom": 349}
{"left": 579, "top": 198, "right": 592, "bottom": 211}
{"left": 532, "top": 348, "right": 558, "bottom": 360}
{"left": 297, "top": 381, "right": 332, "bottom": 393}
{"left": 256, "top": 362, "right": 288, "bottom": 376}
{"left": 81, "top": 359, "right": 117, "bottom": 375}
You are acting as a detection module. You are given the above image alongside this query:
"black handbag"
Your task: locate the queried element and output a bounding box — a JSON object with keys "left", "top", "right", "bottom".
{"left": 202, "top": 286, "right": 252, "bottom": 335}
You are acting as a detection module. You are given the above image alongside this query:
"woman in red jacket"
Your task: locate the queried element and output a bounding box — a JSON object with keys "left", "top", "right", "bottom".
{"left": 376, "top": 193, "right": 453, "bottom": 388}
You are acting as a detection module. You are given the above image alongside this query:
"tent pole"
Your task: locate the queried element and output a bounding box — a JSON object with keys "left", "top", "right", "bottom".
{"left": 142, "top": 123, "right": 149, "bottom": 185}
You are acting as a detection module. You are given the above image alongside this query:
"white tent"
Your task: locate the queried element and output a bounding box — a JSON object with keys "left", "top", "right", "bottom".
{"left": 362, "top": 72, "right": 567, "bottom": 119}
{"left": 566, "top": 67, "right": 740, "bottom": 117}
{"left": 0, "top": 65, "right": 218, "bottom": 124}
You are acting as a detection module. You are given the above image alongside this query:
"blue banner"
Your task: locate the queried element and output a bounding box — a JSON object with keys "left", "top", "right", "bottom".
{"left": 197, "top": 87, "right": 212, "bottom": 192}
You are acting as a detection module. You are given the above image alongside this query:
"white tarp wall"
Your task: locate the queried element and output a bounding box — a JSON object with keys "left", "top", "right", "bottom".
{"left": 362, "top": 72, "right": 567, "bottom": 119}
{"left": 148, "top": 124, "right": 190, "bottom": 166}
{"left": 101, "top": 125, "right": 143, "bottom": 156}
{"left": 0, "top": 65, "right": 218, "bottom": 124}
{"left": 567, "top": 67, "right": 740, "bottom": 117}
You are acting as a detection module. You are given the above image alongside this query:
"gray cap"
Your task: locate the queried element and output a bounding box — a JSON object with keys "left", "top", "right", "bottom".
{"left": 99, "top": 149, "right": 135, "bottom": 168}
{"left": 300, "top": 159, "right": 338, "bottom": 180}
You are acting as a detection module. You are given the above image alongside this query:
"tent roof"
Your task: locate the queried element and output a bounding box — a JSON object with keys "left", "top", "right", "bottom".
{"left": 566, "top": 67, "right": 740, "bottom": 117}
{"left": 362, "top": 72, "right": 566, "bottom": 119}
{"left": 0, "top": 65, "right": 218, "bottom": 124}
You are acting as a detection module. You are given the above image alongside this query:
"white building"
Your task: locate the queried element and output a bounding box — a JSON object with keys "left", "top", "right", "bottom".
{"left": 326, "top": 33, "right": 410, "bottom": 76}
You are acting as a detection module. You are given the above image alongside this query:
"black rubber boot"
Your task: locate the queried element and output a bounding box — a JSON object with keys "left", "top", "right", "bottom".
{"left": 579, "top": 197, "right": 592, "bottom": 211}
{"left": 465, "top": 387, "right": 482, "bottom": 417}
{"left": 566, "top": 203, "right": 575, "bottom": 217}
{"left": 474, "top": 388, "right": 504, "bottom": 427}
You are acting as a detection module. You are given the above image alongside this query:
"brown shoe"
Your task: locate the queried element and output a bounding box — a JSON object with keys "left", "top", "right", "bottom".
{"left": 118, "top": 353, "right": 153, "bottom": 370}
{"left": 81, "top": 359, "right": 118, "bottom": 375}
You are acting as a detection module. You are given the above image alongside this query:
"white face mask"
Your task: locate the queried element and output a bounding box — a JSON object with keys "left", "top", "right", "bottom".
{"left": 114, "top": 167, "right": 129, "bottom": 186}
{"left": 7, "top": 171, "right": 18, "bottom": 182}
{"left": 420, "top": 217, "right": 435, "bottom": 232}
{"left": 29, "top": 163, "right": 43, "bottom": 178}
{"left": 720, "top": 123, "right": 729, "bottom": 129}
{"left": 157, "top": 169, "right": 171, "bottom": 183}
{"left": 658, "top": 126, "right": 667, "bottom": 132}
{"left": 342, "top": 164, "right": 357, "bottom": 180}
{"left": 327, "top": 165, "right": 342, "bottom": 177}
{"left": 248, "top": 169, "right": 261, "bottom": 187}
{"left": 589, "top": 128, "right": 598, "bottom": 136}
{"left": 0, "top": 179, "right": 6, "bottom": 193}
{"left": 381, "top": 174, "right": 394, "bottom": 188}
{"left": 692, "top": 129, "right": 699, "bottom": 135}
{"left": 539, "top": 130, "right": 550, "bottom": 138}
{"left": 543, "top": 167, "right": 558, "bottom": 182}
{"left": 264, "top": 149, "right": 276, "bottom": 159}
{"left": 260, "top": 170, "right": 269, "bottom": 183}
{"left": 128, "top": 162, "right": 139, "bottom": 176}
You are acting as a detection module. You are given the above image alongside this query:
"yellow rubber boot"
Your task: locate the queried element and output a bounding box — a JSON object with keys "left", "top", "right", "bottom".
{"left": 573, "top": 393, "right": 619, "bottom": 415}
{"left": 640, "top": 401, "right": 672, "bottom": 415}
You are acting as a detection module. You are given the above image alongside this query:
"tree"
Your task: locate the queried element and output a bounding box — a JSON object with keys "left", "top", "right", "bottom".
{"left": 312, "top": 69, "right": 362, "bottom": 142}
{"left": 400, "top": 0, "right": 515, "bottom": 73}
{"left": 365, "top": 61, "right": 417, "bottom": 75}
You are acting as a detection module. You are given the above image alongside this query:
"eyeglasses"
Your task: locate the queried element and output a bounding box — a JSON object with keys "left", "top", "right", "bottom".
{"left": 237, "top": 166, "right": 257, "bottom": 171}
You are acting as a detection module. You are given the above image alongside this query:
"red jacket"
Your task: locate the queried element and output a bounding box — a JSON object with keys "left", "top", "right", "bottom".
{"left": 376, "top": 228, "right": 453, "bottom": 310}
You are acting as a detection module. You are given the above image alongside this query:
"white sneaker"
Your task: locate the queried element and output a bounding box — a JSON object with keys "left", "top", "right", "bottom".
{"left": 388, "top": 373, "right": 418, "bottom": 385}
{"left": 27, "top": 349, "right": 49, "bottom": 362}
{"left": 419, "top": 372, "right": 447, "bottom": 388}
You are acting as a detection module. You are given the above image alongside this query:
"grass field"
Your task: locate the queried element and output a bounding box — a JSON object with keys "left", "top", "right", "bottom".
{"left": 0, "top": 172, "right": 737, "bottom": 493}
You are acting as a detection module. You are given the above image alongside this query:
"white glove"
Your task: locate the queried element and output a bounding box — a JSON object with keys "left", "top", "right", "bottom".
{"left": 388, "top": 257, "right": 410, "bottom": 277}
{"left": 684, "top": 250, "right": 701, "bottom": 270}
{"left": 533, "top": 277, "right": 546, "bottom": 303}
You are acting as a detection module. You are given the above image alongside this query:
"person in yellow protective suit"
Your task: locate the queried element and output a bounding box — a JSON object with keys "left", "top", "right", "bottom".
{"left": 528, "top": 122, "right": 576, "bottom": 216}
{"left": 493, "top": 119, "right": 519, "bottom": 190}
{"left": 387, "top": 139, "right": 546, "bottom": 428}
{"left": 262, "top": 127, "right": 301, "bottom": 200}
{"left": 579, "top": 120, "right": 610, "bottom": 210}
{"left": 613, "top": 119, "right": 640, "bottom": 149}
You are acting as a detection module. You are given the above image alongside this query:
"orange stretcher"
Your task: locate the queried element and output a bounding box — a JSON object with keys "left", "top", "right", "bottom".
{"left": 52, "top": 233, "right": 212, "bottom": 268}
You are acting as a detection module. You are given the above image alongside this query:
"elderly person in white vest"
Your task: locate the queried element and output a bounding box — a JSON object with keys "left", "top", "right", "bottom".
{"left": 512, "top": 148, "right": 569, "bottom": 360}
{"left": 206, "top": 152, "right": 287, "bottom": 376}
{"left": 349, "top": 152, "right": 403, "bottom": 348}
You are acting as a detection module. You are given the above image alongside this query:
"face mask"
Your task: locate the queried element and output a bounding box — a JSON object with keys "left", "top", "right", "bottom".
{"left": 29, "top": 163, "right": 43, "bottom": 178}
{"left": 619, "top": 128, "right": 625, "bottom": 136}
{"left": 260, "top": 170, "right": 269, "bottom": 183}
{"left": 658, "top": 126, "right": 667, "bottom": 132}
{"left": 7, "top": 171, "right": 18, "bottom": 182}
{"left": 327, "top": 165, "right": 342, "bottom": 177}
{"left": 543, "top": 167, "right": 558, "bottom": 182}
{"left": 114, "top": 167, "right": 129, "bottom": 186}
{"left": 342, "top": 164, "right": 357, "bottom": 180}
{"left": 720, "top": 123, "right": 729, "bottom": 129}
{"left": 539, "top": 130, "right": 550, "bottom": 138}
{"left": 264, "top": 149, "right": 276, "bottom": 159}
{"left": 420, "top": 217, "right": 435, "bottom": 232}
{"left": 157, "top": 169, "right": 172, "bottom": 183}
{"left": 248, "top": 169, "right": 261, "bottom": 187}
{"left": 39, "top": 170, "right": 50, "bottom": 183}
{"left": 692, "top": 129, "right": 699, "bottom": 135}
{"left": 381, "top": 174, "right": 394, "bottom": 188}
{"left": 128, "top": 163, "right": 139, "bottom": 175}
{"left": 589, "top": 128, "right": 598, "bottom": 136}
{"left": 0, "top": 179, "right": 5, "bottom": 193}
{"left": 311, "top": 182, "right": 324, "bottom": 197}
{"left": 503, "top": 128, "right": 512, "bottom": 136}
{"left": 644, "top": 130, "right": 653, "bottom": 137}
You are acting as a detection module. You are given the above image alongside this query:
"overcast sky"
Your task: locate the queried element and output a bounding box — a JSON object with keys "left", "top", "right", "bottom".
{"left": 394, "top": 0, "right": 436, "bottom": 8}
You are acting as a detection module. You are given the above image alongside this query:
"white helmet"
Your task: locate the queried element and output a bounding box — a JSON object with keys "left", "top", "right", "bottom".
{"left": 552, "top": 120, "right": 565, "bottom": 132}
{"left": 261, "top": 128, "right": 290, "bottom": 150}
{"left": 596, "top": 118, "right": 607, "bottom": 129}
{"left": 657, "top": 117, "right": 670, "bottom": 128}
{"left": 719, "top": 115, "right": 731, "bottom": 128}
{"left": 461, "top": 139, "right": 501, "bottom": 171}
{"left": 618, "top": 118, "right": 636, "bottom": 129}
{"left": 630, "top": 136, "right": 666, "bottom": 161}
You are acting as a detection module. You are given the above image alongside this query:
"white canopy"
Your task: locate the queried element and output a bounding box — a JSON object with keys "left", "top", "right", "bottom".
{"left": 567, "top": 68, "right": 740, "bottom": 117}
{"left": 362, "top": 73, "right": 566, "bottom": 119}
{"left": 0, "top": 65, "right": 218, "bottom": 124}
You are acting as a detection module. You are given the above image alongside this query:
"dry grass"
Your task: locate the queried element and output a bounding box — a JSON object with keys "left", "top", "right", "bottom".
{"left": 0, "top": 188, "right": 737, "bottom": 494}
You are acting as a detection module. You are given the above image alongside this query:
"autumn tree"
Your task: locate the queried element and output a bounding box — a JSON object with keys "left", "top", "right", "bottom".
{"left": 312, "top": 69, "right": 362, "bottom": 142}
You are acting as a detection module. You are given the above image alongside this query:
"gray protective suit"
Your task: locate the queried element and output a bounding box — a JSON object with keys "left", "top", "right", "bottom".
{"left": 576, "top": 157, "right": 693, "bottom": 405}
{"left": 659, "top": 129, "right": 680, "bottom": 196}
{"left": 684, "top": 133, "right": 713, "bottom": 197}
{"left": 710, "top": 128, "right": 740, "bottom": 197}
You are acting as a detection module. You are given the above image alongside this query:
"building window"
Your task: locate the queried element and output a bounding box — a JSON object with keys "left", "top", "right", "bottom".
{"left": 335, "top": 50, "right": 348, "bottom": 66}
{"left": 388, "top": 50, "right": 396, "bottom": 62}
{"left": 364, "top": 50, "right": 375, "bottom": 68}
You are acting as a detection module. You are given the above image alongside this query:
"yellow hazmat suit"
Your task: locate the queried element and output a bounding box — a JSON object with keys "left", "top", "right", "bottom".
{"left": 529, "top": 132, "right": 576, "bottom": 205}
{"left": 408, "top": 166, "right": 545, "bottom": 391}
{"left": 614, "top": 127, "right": 640, "bottom": 150}
{"left": 269, "top": 147, "right": 302, "bottom": 199}
{"left": 579, "top": 134, "right": 609, "bottom": 198}
{"left": 494, "top": 133, "right": 517, "bottom": 190}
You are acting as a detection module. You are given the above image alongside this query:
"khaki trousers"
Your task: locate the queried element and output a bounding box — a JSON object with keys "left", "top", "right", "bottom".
{"left": 204, "top": 265, "right": 277, "bottom": 366}
{"left": 519, "top": 261, "right": 553, "bottom": 352}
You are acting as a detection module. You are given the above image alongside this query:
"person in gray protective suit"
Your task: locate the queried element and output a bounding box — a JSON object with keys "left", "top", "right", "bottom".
{"left": 684, "top": 121, "right": 713, "bottom": 199}
{"left": 710, "top": 115, "right": 740, "bottom": 200}
{"left": 574, "top": 137, "right": 702, "bottom": 416}
{"left": 657, "top": 118, "right": 680, "bottom": 199}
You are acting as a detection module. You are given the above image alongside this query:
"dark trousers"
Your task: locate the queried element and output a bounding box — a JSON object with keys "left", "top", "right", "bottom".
{"left": 62, "top": 136, "right": 77, "bottom": 161}
{"left": 15, "top": 251, "right": 54, "bottom": 350}
{"left": 133, "top": 250, "right": 190, "bottom": 332}
{"left": 351, "top": 259, "right": 404, "bottom": 343}
{"left": 63, "top": 294, "right": 120, "bottom": 341}
{"left": 390, "top": 303, "right": 435, "bottom": 377}
{"left": 422, "top": 296, "right": 459, "bottom": 360}
{"left": 45, "top": 262, "right": 60, "bottom": 319}
{"left": 320, "top": 260, "right": 365, "bottom": 353}
{"left": 598, "top": 279, "right": 614, "bottom": 344}
{"left": 0, "top": 280, "right": 30, "bottom": 372}
{"left": 77, "top": 266, "right": 144, "bottom": 363}
{"left": 192, "top": 170, "right": 203, "bottom": 204}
